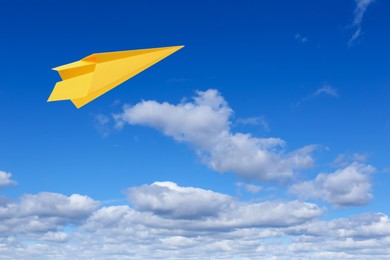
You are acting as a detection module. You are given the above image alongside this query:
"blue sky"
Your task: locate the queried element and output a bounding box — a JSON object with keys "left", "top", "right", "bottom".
{"left": 1, "top": 0, "right": 390, "bottom": 258}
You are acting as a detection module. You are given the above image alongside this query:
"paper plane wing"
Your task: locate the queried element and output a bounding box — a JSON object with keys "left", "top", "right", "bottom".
{"left": 48, "top": 45, "right": 184, "bottom": 108}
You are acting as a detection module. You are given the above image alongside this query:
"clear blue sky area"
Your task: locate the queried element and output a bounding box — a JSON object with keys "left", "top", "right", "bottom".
{"left": 1, "top": 0, "right": 390, "bottom": 258}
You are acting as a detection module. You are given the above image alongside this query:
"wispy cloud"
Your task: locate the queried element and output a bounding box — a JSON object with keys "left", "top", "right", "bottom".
{"left": 236, "top": 115, "right": 270, "bottom": 132}
{"left": 236, "top": 182, "right": 263, "bottom": 194}
{"left": 313, "top": 85, "right": 339, "bottom": 98}
{"left": 295, "top": 85, "right": 339, "bottom": 108}
{"left": 332, "top": 152, "right": 369, "bottom": 167}
{"left": 167, "top": 77, "right": 191, "bottom": 84}
{"left": 294, "top": 33, "right": 308, "bottom": 43}
{"left": 94, "top": 114, "right": 111, "bottom": 137}
{"left": 348, "top": 0, "right": 375, "bottom": 46}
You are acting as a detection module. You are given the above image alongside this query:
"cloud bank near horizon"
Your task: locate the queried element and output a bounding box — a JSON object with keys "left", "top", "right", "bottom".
{"left": 0, "top": 173, "right": 389, "bottom": 259}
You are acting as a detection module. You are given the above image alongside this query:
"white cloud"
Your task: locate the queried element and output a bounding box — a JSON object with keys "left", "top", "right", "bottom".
{"left": 3, "top": 210, "right": 390, "bottom": 259}
{"left": 333, "top": 213, "right": 390, "bottom": 238}
{"left": 127, "top": 181, "right": 233, "bottom": 219}
{"left": 290, "top": 162, "right": 375, "bottom": 206}
{"left": 18, "top": 192, "right": 100, "bottom": 219}
{"left": 349, "top": 0, "right": 375, "bottom": 45}
{"left": 287, "top": 212, "right": 390, "bottom": 255}
{"left": 126, "top": 182, "right": 322, "bottom": 226}
{"left": 236, "top": 182, "right": 263, "bottom": 194}
{"left": 1, "top": 180, "right": 390, "bottom": 259}
{"left": 352, "top": 152, "right": 369, "bottom": 162}
{"left": 352, "top": 0, "right": 375, "bottom": 28}
{"left": 114, "top": 89, "right": 231, "bottom": 149}
{"left": 0, "top": 170, "right": 16, "bottom": 188}
{"left": 313, "top": 85, "right": 338, "bottom": 98}
{"left": 332, "top": 152, "right": 369, "bottom": 167}
{"left": 41, "top": 231, "right": 69, "bottom": 242}
{"left": 0, "top": 192, "right": 99, "bottom": 235}
{"left": 236, "top": 115, "right": 270, "bottom": 132}
{"left": 114, "top": 90, "right": 315, "bottom": 182}
{"left": 349, "top": 27, "right": 362, "bottom": 45}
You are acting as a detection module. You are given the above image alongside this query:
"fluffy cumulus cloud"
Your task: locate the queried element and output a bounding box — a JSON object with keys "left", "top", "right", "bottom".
{"left": 127, "top": 181, "right": 233, "bottom": 219}
{"left": 285, "top": 213, "right": 390, "bottom": 258}
{"left": 126, "top": 181, "right": 322, "bottom": 227}
{"left": 114, "top": 90, "right": 315, "bottom": 182}
{"left": 0, "top": 192, "right": 100, "bottom": 235}
{"left": 290, "top": 162, "right": 375, "bottom": 206}
{"left": 1, "top": 90, "right": 381, "bottom": 258}
{"left": 0, "top": 170, "right": 16, "bottom": 188}
{"left": 0, "top": 181, "right": 390, "bottom": 259}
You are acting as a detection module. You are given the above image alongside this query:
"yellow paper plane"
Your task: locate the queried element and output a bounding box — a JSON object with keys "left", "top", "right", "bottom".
{"left": 48, "top": 45, "right": 184, "bottom": 108}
